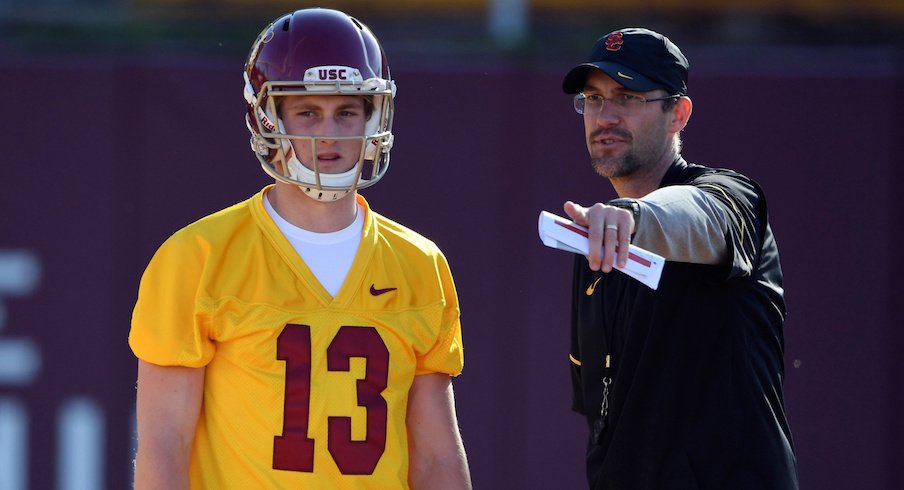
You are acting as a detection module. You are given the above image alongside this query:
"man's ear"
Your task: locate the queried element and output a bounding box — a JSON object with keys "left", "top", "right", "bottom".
{"left": 670, "top": 96, "right": 692, "bottom": 133}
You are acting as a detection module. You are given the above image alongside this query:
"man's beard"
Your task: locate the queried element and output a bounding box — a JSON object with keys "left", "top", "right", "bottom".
{"left": 591, "top": 151, "right": 642, "bottom": 179}
{"left": 588, "top": 127, "right": 641, "bottom": 178}
{"left": 588, "top": 122, "right": 670, "bottom": 179}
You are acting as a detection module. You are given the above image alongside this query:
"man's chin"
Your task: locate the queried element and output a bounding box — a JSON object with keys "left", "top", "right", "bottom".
{"left": 591, "top": 158, "right": 621, "bottom": 178}
{"left": 592, "top": 157, "right": 640, "bottom": 179}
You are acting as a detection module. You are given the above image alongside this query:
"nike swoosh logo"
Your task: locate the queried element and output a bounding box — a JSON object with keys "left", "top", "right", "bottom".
{"left": 616, "top": 71, "right": 634, "bottom": 80}
{"left": 370, "top": 284, "right": 397, "bottom": 296}
{"left": 585, "top": 277, "right": 602, "bottom": 296}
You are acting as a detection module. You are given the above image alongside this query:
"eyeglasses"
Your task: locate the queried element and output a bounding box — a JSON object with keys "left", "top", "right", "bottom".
{"left": 573, "top": 92, "right": 681, "bottom": 115}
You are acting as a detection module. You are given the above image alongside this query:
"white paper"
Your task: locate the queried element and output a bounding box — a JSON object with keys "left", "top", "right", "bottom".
{"left": 538, "top": 210, "right": 665, "bottom": 290}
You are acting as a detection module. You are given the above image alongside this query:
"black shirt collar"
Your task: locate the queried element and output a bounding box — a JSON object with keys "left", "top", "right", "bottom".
{"left": 658, "top": 156, "right": 689, "bottom": 188}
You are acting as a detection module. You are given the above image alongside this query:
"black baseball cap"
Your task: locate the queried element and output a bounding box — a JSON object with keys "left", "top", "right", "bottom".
{"left": 562, "top": 28, "right": 689, "bottom": 95}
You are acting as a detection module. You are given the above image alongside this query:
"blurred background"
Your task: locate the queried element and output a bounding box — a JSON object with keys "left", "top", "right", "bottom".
{"left": 0, "top": 0, "right": 901, "bottom": 488}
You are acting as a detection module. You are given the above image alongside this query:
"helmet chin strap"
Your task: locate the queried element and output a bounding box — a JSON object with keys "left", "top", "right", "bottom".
{"left": 287, "top": 155, "right": 359, "bottom": 202}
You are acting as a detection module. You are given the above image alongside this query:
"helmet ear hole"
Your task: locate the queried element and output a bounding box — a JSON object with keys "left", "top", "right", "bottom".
{"left": 361, "top": 160, "right": 374, "bottom": 180}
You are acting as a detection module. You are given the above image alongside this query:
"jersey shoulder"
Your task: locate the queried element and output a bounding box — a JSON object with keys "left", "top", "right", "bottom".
{"left": 168, "top": 196, "right": 256, "bottom": 247}
{"left": 371, "top": 211, "right": 442, "bottom": 254}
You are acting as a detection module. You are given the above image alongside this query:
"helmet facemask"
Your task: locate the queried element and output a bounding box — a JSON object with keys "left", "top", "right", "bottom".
{"left": 245, "top": 72, "right": 395, "bottom": 201}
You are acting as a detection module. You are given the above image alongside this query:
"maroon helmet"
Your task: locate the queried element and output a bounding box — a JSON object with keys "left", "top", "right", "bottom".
{"left": 243, "top": 8, "right": 396, "bottom": 201}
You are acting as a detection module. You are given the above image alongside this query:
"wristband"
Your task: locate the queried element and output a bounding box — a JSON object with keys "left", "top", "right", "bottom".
{"left": 606, "top": 198, "right": 641, "bottom": 235}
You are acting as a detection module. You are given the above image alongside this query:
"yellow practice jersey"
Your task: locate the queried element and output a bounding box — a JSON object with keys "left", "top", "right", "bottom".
{"left": 129, "top": 187, "right": 463, "bottom": 489}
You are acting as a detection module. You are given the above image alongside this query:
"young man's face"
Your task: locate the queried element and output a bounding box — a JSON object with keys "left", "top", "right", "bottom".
{"left": 280, "top": 94, "right": 368, "bottom": 175}
{"left": 581, "top": 69, "right": 674, "bottom": 179}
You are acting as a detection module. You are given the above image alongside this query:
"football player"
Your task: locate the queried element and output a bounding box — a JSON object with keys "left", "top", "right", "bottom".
{"left": 130, "top": 8, "right": 471, "bottom": 489}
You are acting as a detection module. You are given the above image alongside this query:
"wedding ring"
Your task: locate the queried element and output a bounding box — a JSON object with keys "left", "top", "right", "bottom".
{"left": 605, "top": 224, "right": 618, "bottom": 231}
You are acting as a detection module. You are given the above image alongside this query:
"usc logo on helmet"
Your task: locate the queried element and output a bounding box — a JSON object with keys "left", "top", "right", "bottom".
{"left": 318, "top": 68, "right": 348, "bottom": 80}
{"left": 303, "top": 66, "right": 363, "bottom": 84}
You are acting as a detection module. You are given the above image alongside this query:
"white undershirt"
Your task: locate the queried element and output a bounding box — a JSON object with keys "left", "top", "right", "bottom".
{"left": 263, "top": 195, "right": 364, "bottom": 297}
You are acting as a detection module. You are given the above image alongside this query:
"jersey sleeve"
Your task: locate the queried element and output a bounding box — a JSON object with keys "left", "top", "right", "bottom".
{"left": 631, "top": 185, "right": 729, "bottom": 265}
{"left": 414, "top": 250, "right": 464, "bottom": 377}
{"left": 635, "top": 168, "right": 770, "bottom": 280}
{"left": 129, "top": 230, "right": 216, "bottom": 367}
{"left": 692, "top": 171, "right": 768, "bottom": 279}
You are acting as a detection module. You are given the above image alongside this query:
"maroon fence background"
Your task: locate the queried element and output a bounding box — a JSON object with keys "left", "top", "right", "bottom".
{"left": 0, "top": 46, "right": 901, "bottom": 489}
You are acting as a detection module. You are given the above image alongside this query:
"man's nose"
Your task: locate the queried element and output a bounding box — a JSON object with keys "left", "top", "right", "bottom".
{"left": 594, "top": 103, "right": 621, "bottom": 126}
{"left": 315, "top": 117, "right": 342, "bottom": 139}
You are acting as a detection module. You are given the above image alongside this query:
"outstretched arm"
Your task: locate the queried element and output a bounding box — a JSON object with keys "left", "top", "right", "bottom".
{"left": 134, "top": 360, "right": 205, "bottom": 490}
{"left": 624, "top": 185, "right": 729, "bottom": 264}
{"left": 407, "top": 373, "right": 472, "bottom": 490}
{"left": 565, "top": 184, "right": 730, "bottom": 272}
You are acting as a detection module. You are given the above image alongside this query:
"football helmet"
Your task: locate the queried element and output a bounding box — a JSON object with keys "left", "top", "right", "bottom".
{"left": 244, "top": 8, "right": 396, "bottom": 201}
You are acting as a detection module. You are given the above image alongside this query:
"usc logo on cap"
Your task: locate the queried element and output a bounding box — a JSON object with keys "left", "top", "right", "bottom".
{"left": 605, "top": 32, "right": 624, "bottom": 51}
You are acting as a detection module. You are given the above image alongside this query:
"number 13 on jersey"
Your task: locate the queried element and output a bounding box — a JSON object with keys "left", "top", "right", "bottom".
{"left": 273, "top": 324, "right": 390, "bottom": 475}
